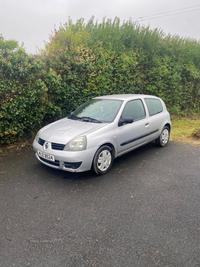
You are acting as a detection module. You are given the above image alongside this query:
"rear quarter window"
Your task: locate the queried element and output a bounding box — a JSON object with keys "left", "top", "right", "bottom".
{"left": 144, "top": 98, "right": 163, "bottom": 116}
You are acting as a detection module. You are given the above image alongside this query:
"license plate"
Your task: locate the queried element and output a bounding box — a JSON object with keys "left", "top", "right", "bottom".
{"left": 38, "top": 150, "right": 55, "bottom": 162}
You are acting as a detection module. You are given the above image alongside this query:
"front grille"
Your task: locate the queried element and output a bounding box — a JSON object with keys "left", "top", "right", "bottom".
{"left": 38, "top": 138, "right": 45, "bottom": 146}
{"left": 51, "top": 143, "right": 65, "bottom": 151}
{"left": 38, "top": 138, "right": 65, "bottom": 151}
{"left": 39, "top": 157, "right": 60, "bottom": 167}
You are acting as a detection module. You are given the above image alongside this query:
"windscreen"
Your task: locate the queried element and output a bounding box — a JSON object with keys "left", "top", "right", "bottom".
{"left": 70, "top": 99, "right": 122, "bottom": 122}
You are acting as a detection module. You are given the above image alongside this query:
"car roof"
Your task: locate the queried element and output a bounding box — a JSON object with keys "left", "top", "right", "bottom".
{"left": 93, "top": 94, "right": 160, "bottom": 101}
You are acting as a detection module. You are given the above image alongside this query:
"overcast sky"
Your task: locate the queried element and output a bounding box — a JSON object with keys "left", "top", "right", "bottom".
{"left": 1, "top": 0, "right": 200, "bottom": 54}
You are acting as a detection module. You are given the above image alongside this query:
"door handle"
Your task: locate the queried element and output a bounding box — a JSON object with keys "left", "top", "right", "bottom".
{"left": 145, "top": 123, "right": 149, "bottom": 127}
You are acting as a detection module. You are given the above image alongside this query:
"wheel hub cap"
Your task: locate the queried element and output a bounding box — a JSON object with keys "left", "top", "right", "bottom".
{"left": 161, "top": 129, "right": 169, "bottom": 144}
{"left": 97, "top": 150, "right": 111, "bottom": 171}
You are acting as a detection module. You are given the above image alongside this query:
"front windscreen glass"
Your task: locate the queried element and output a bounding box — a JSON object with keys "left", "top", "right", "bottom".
{"left": 69, "top": 99, "right": 122, "bottom": 123}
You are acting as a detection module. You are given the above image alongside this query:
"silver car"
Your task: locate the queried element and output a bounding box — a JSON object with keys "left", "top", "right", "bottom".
{"left": 33, "top": 94, "right": 171, "bottom": 175}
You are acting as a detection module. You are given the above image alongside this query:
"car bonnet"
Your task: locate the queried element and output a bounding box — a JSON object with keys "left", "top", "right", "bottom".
{"left": 39, "top": 118, "right": 107, "bottom": 144}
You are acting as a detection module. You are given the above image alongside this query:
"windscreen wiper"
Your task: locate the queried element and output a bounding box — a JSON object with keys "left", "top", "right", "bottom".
{"left": 80, "top": 116, "right": 102, "bottom": 123}
{"left": 69, "top": 114, "right": 82, "bottom": 120}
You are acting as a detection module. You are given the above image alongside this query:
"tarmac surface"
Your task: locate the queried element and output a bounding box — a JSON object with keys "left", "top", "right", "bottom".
{"left": 0, "top": 141, "right": 200, "bottom": 267}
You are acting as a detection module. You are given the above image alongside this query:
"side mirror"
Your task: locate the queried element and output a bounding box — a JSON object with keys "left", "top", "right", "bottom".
{"left": 118, "top": 117, "right": 134, "bottom": 126}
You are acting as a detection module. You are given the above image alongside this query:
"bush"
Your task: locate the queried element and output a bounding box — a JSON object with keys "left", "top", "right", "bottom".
{"left": 0, "top": 38, "right": 47, "bottom": 145}
{"left": 1, "top": 18, "right": 200, "bottom": 145}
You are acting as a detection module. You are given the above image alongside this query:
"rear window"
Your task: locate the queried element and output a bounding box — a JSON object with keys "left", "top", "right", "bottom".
{"left": 145, "top": 98, "right": 163, "bottom": 116}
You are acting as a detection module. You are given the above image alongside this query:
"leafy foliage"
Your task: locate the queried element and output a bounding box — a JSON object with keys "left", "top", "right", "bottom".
{"left": 1, "top": 17, "right": 200, "bottom": 145}
{"left": 0, "top": 39, "right": 46, "bottom": 145}
{"left": 41, "top": 18, "right": 200, "bottom": 114}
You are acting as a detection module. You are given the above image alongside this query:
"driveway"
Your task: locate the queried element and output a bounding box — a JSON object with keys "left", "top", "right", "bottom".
{"left": 0, "top": 141, "right": 200, "bottom": 267}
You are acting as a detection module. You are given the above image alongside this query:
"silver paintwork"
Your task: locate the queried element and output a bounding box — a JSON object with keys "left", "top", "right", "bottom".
{"left": 33, "top": 94, "right": 171, "bottom": 172}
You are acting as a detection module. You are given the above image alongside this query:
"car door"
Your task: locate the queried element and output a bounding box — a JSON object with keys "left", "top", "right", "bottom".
{"left": 116, "top": 99, "right": 150, "bottom": 155}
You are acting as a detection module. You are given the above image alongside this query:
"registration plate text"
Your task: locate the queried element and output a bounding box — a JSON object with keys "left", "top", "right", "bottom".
{"left": 38, "top": 150, "right": 55, "bottom": 162}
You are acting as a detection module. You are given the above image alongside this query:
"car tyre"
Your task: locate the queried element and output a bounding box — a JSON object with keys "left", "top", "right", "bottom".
{"left": 93, "top": 145, "right": 114, "bottom": 175}
{"left": 155, "top": 126, "right": 170, "bottom": 147}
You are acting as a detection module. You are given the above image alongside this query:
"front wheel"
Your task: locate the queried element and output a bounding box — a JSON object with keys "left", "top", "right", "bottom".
{"left": 93, "top": 145, "right": 114, "bottom": 175}
{"left": 155, "top": 126, "right": 170, "bottom": 147}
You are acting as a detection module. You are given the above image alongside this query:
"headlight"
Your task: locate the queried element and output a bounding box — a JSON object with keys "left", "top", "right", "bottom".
{"left": 35, "top": 128, "right": 43, "bottom": 143}
{"left": 64, "top": 136, "right": 87, "bottom": 151}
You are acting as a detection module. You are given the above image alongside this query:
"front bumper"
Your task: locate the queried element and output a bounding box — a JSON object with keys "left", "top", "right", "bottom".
{"left": 33, "top": 139, "right": 97, "bottom": 172}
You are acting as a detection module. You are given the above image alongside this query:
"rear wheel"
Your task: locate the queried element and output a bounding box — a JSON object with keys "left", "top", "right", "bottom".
{"left": 93, "top": 145, "right": 114, "bottom": 175}
{"left": 156, "top": 126, "right": 170, "bottom": 147}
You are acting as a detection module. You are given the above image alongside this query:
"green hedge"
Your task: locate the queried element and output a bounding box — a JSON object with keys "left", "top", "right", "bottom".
{"left": 0, "top": 38, "right": 47, "bottom": 145}
{"left": 1, "top": 18, "right": 200, "bottom": 145}
{"left": 42, "top": 18, "right": 200, "bottom": 113}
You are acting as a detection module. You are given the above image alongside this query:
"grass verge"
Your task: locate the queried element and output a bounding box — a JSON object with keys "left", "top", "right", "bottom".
{"left": 170, "top": 115, "right": 200, "bottom": 145}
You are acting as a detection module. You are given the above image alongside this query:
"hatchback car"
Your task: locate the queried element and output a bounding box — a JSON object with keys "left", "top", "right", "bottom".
{"left": 33, "top": 94, "right": 171, "bottom": 175}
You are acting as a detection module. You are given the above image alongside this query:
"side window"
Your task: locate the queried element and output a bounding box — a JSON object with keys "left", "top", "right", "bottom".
{"left": 121, "top": 99, "right": 146, "bottom": 121}
{"left": 144, "top": 98, "right": 163, "bottom": 116}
